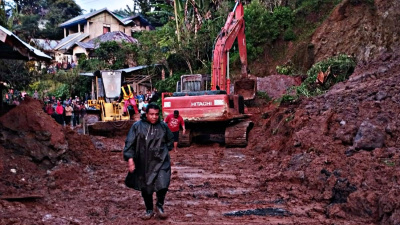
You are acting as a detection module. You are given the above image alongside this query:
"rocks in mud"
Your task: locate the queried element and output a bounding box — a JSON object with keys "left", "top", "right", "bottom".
{"left": 331, "top": 178, "right": 357, "bottom": 204}
{"left": 379, "top": 189, "right": 400, "bottom": 225}
{"left": 334, "top": 123, "right": 358, "bottom": 145}
{"left": 375, "top": 91, "right": 388, "bottom": 101}
{"left": 353, "top": 121, "right": 385, "bottom": 150}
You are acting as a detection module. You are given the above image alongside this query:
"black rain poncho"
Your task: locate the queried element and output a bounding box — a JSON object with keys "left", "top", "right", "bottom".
{"left": 123, "top": 114, "right": 174, "bottom": 194}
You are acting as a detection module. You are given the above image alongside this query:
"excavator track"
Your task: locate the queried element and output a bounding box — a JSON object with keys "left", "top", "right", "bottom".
{"left": 224, "top": 120, "right": 254, "bottom": 147}
{"left": 178, "top": 129, "right": 192, "bottom": 147}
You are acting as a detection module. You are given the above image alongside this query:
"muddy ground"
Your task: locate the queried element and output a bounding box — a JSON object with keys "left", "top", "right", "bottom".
{"left": 0, "top": 50, "right": 400, "bottom": 224}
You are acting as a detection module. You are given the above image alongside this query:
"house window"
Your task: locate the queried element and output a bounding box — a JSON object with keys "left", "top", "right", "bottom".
{"left": 103, "top": 24, "right": 110, "bottom": 34}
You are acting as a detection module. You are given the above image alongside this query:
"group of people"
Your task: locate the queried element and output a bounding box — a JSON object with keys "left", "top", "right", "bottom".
{"left": 4, "top": 89, "right": 27, "bottom": 105}
{"left": 47, "top": 61, "right": 77, "bottom": 74}
{"left": 44, "top": 96, "right": 86, "bottom": 127}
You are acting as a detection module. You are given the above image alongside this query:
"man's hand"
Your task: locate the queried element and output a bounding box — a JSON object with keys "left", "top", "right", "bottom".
{"left": 128, "top": 158, "right": 135, "bottom": 172}
{"left": 182, "top": 128, "right": 186, "bottom": 135}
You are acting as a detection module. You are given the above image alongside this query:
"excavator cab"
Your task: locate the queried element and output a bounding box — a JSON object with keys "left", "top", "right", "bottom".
{"left": 176, "top": 74, "right": 211, "bottom": 92}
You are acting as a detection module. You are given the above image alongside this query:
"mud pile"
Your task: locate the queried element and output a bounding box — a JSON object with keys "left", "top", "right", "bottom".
{"left": 249, "top": 52, "right": 400, "bottom": 224}
{"left": 312, "top": 0, "right": 400, "bottom": 64}
{"left": 0, "top": 97, "right": 98, "bottom": 197}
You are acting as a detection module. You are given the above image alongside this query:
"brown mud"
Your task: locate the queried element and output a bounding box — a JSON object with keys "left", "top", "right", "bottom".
{"left": 1, "top": 1, "right": 400, "bottom": 224}
{"left": 1, "top": 51, "right": 400, "bottom": 224}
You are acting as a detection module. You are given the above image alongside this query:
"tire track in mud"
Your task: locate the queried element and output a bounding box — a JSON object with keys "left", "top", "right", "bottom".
{"left": 164, "top": 145, "right": 298, "bottom": 224}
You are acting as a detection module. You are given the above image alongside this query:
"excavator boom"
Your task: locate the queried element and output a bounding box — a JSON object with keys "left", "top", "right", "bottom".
{"left": 211, "top": 0, "right": 256, "bottom": 100}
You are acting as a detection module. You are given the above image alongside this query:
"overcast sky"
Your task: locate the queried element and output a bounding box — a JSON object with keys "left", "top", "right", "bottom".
{"left": 75, "top": 0, "right": 134, "bottom": 13}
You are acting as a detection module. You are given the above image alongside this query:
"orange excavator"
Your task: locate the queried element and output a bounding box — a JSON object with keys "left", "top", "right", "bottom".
{"left": 162, "top": 0, "right": 255, "bottom": 147}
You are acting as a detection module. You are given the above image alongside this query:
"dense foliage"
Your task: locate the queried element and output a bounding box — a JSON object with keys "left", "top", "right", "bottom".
{"left": 0, "top": 59, "right": 36, "bottom": 90}
{"left": 277, "top": 54, "right": 356, "bottom": 103}
{"left": 95, "top": 41, "right": 138, "bottom": 70}
{"left": 300, "top": 54, "right": 356, "bottom": 96}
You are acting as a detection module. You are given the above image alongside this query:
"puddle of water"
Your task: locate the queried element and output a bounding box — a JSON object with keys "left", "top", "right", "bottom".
{"left": 224, "top": 208, "right": 291, "bottom": 217}
{"left": 182, "top": 173, "right": 236, "bottom": 179}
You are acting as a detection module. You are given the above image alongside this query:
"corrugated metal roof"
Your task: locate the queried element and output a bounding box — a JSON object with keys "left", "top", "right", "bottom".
{"left": 117, "top": 64, "right": 161, "bottom": 73}
{"left": 75, "top": 42, "right": 94, "bottom": 49}
{"left": 54, "top": 32, "right": 89, "bottom": 50}
{"left": 88, "top": 31, "right": 138, "bottom": 45}
{"left": 0, "top": 25, "right": 52, "bottom": 60}
{"left": 79, "top": 72, "right": 94, "bottom": 76}
{"left": 72, "top": 31, "right": 138, "bottom": 50}
{"left": 121, "top": 14, "right": 152, "bottom": 27}
{"left": 59, "top": 8, "right": 126, "bottom": 28}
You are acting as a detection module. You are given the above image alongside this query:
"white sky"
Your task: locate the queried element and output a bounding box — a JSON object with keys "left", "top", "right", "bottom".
{"left": 75, "top": 0, "right": 134, "bottom": 13}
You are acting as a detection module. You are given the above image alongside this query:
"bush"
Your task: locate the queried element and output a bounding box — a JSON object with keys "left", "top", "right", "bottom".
{"left": 279, "top": 54, "right": 356, "bottom": 100}
{"left": 276, "top": 65, "right": 294, "bottom": 75}
{"left": 296, "top": 54, "right": 356, "bottom": 97}
{"left": 283, "top": 29, "right": 296, "bottom": 41}
{"left": 257, "top": 91, "right": 271, "bottom": 101}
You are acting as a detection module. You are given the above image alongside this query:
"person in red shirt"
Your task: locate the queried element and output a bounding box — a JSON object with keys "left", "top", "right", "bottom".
{"left": 55, "top": 101, "right": 64, "bottom": 125}
{"left": 164, "top": 110, "right": 185, "bottom": 152}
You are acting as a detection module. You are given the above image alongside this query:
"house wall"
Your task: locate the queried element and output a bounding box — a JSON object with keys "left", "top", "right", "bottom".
{"left": 54, "top": 52, "right": 64, "bottom": 63}
{"left": 72, "top": 46, "right": 88, "bottom": 63}
{"left": 86, "top": 12, "right": 126, "bottom": 39}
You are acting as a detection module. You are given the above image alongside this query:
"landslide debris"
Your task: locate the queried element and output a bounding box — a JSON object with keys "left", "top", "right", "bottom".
{"left": 0, "top": 97, "right": 98, "bottom": 199}
{"left": 249, "top": 52, "right": 400, "bottom": 224}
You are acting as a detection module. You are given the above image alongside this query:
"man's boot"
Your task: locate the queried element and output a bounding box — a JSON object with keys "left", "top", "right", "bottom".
{"left": 141, "top": 210, "right": 154, "bottom": 220}
{"left": 155, "top": 203, "right": 168, "bottom": 219}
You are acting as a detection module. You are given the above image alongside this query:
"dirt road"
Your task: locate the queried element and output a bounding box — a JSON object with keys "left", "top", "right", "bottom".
{"left": 0, "top": 135, "right": 359, "bottom": 224}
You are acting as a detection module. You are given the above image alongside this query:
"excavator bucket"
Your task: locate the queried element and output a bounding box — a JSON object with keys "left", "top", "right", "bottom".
{"left": 234, "top": 77, "right": 256, "bottom": 101}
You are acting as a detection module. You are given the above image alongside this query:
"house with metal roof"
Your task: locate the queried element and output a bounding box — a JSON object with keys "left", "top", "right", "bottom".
{"left": 53, "top": 8, "right": 153, "bottom": 64}
{"left": 69, "top": 31, "right": 138, "bottom": 67}
{"left": 59, "top": 8, "right": 154, "bottom": 40}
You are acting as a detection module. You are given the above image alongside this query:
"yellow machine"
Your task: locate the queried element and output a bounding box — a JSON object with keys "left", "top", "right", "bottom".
{"left": 87, "top": 99, "right": 130, "bottom": 121}
{"left": 83, "top": 71, "right": 136, "bottom": 136}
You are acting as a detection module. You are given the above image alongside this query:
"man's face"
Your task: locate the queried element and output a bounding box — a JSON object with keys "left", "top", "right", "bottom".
{"left": 174, "top": 114, "right": 178, "bottom": 118}
{"left": 146, "top": 108, "right": 159, "bottom": 124}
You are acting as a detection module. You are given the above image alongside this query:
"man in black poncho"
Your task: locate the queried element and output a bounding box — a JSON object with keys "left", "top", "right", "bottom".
{"left": 123, "top": 103, "right": 174, "bottom": 220}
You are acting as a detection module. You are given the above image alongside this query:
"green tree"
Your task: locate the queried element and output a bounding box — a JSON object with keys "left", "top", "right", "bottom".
{"left": 42, "top": 0, "right": 82, "bottom": 39}
{"left": 94, "top": 41, "right": 138, "bottom": 70}
{"left": 19, "top": 14, "right": 40, "bottom": 40}
{"left": 11, "top": 0, "right": 46, "bottom": 15}
{"left": 0, "top": 0, "right": 6, "bottom": 27}
{"left": 0, "top": 59, "right": 36, "bottom": 90}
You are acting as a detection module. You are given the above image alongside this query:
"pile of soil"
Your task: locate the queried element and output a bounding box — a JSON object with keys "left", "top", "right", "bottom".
{"left": 248, "top": 52, "right": 400, "bottom": 224}
{"left": 0, "top": 98, "right": 105, "bottom": 221}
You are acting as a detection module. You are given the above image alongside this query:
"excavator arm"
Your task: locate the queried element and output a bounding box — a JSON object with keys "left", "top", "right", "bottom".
{"left": 212, "top": 0, "right": 255, "bottom": 100}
